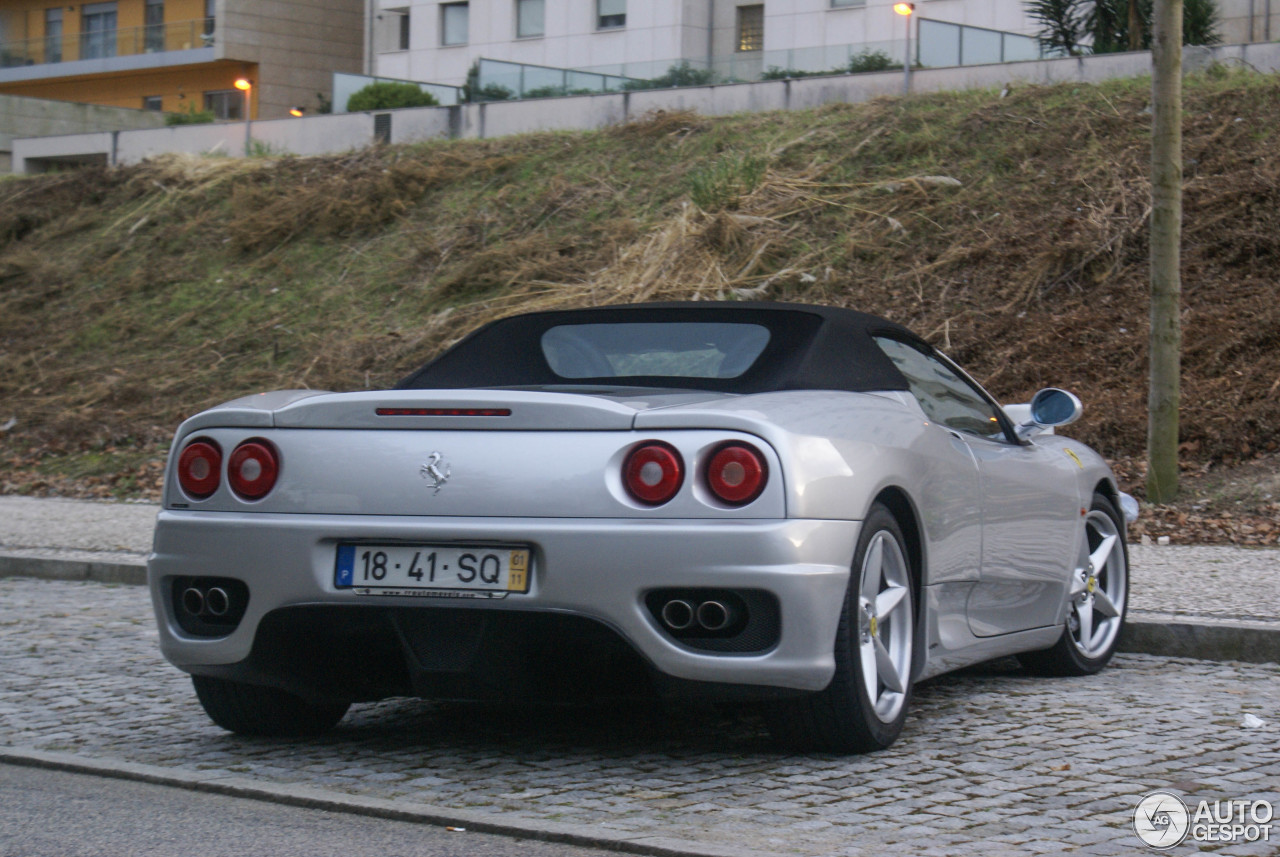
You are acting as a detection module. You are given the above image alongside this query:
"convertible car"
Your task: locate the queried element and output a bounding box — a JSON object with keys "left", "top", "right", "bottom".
{"left": 148, "top": 302, "right": 1136, "bottom": 753}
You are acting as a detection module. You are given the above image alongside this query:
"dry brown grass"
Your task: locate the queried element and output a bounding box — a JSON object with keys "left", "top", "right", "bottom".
{"left": 2, "top": 71, "right": 1280, "bottom": 522}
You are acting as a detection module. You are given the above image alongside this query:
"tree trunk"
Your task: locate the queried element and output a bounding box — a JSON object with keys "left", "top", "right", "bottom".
{"left": 1128, "top": 0, "right": 1145, "bottom": 50}
{"left": 1148, "top": 0, "right": 1182, "bottom": 504}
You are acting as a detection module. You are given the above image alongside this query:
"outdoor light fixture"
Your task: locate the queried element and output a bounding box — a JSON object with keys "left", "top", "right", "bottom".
{"left": 894, "top": 3, "right": 915, "bottom": 95}
{"left": 289, "top": 106, "right": 305, "bottom": 117}
{"left": 234, "top": 78, "right": 253, "bottom": 156}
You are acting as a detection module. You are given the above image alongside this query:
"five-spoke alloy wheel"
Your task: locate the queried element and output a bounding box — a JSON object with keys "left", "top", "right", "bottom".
{"left": 1019, "top": 492, "right": 1129, "bottom": 676}
{"left": 856, "top": 527, "right": 914, "bottom": 725}
{"left": 765, "top": 502, "right": 915, "bottom": 753}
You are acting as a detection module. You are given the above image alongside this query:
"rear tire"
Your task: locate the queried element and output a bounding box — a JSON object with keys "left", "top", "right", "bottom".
{"left": 192, "top": 675, "right": 350, "bottom": 736}
{"left": 765, "top": 503, "right": 915, "bottom": 753}
{"left": 1017, "top": 492, "right": 1129, "bottom": 677}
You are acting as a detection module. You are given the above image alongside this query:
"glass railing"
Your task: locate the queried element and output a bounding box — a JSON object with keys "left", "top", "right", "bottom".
{"left": 565, "top": 40, "right": 902, "bottom": 84}
{"left": 917, "top": 18, "right": 1052, "bottom": 67}
{"left": 475, "top": 23, "right": 1051, "bottom": 100}
{"left": 0, "top": 18, "right": 213, "bottom": 68}
{"left": 474, "top": 57, "right": 641, "bottom": 100}
{"left": 333, "top": 72, "right": 463, "bottom": 111}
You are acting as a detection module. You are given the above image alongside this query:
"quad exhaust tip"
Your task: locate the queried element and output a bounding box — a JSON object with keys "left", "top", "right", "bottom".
{"left": 660, "top": 599, "right": 695, "bottom": 630}
{"left": 172, "top": 577, "right": 248, "bottom": 637}
{"left": 205, "top": 587, "right": 230, "bottom": 617}
{"left": 179, "top": 584, "right": 234, "bottom": 618}
{"left": 180, "top": 587, "right": 204, "bottom": 616}
{"left": 696, "top": 600, "right": 731, "bottom": 631}
{"left": 660, "top": 598, "right": 737, "bottom": 632}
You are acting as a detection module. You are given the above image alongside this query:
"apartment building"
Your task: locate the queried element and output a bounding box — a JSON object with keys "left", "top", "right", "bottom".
{"left": 370, "top": 0, "right": 1276, "bottom": 89}
{"left": 0, "top": 0, "right": 365, "bottom": 120}
{"left": 369, "top": 0, "right": 1047, "bottom": 87}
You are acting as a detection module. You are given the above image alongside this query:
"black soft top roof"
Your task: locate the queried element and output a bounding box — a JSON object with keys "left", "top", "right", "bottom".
{"left": 396, "top": 302, "right": 919, "bottom": 394}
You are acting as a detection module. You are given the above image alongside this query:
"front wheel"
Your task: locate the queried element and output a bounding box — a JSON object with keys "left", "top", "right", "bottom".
{"left": 1018, "top": 492, "right": 1129, "bottom": 676}
{"left": 765, "top": 503, "right": 915, "bottom": 753}
{"left": 192, "top": 675, "right": 350, "bottom": 736}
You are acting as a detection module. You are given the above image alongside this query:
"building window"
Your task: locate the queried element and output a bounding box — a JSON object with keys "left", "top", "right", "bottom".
{"left": 736, "top": 5, "right": 763, "bottom": 52}
{"left": 145, "top": 0, "right": 164, "bottom": 52}
{"left": 44, "top": 8, "right": 63, "bottom": 63}
{"left": 516, "top": 0, "right": 544, "bottom": 38}
{"left": 441, "top": 2, "right": 469, "bottom": 46}
{"left": 398, "top": 11, "right": 411, "bottom": 50}
{"left": 142, "top": 95, "right": 163, "bottom": 111}
{"left": 597, "top": 0, "right": 625, "bottom": 29}
{"left": 205, "top": 89, "right": 243, "bottom": 120}
{"left": 202, "top": 0, "right": 215, "bottom": 42}
{"left": 830, "top": 0, "right": 865, "bottom": 6}
{"left": 81, "top": 2, "right": 119, "bottom": 60}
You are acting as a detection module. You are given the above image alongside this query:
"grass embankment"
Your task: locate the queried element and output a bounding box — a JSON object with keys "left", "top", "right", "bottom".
{"left": 1, "top": 68, "right": 1278, "bottom": 543}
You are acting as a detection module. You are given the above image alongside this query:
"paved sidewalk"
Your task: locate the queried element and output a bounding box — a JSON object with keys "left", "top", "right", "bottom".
{"left": 0, "top": 496, "right": 156, "bottom": 582}
{"left": 2, "top": 495, "right": 1278, "bottom": 661}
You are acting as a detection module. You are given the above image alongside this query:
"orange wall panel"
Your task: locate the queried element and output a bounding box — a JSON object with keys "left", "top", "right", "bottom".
{"left": 167, "top": 0, "right": 206, "bottom": 24}
{"left": 2, "top": 1, "right": 209, "bottom": 46}
{"left": 0, "top": 61, "right": 258, "bottom": 115}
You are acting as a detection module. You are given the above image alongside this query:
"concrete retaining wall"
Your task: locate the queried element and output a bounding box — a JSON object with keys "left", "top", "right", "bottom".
{"left": 113, "top": 113, "right": 387, "bottom": 162}
{"left": 469, "top": 94, "right": 628, "bottom": 138}
{"left": 387, "top": 107, "right": 455, "bottom": 145}
{"left": 11, "top": 40, "right": 1280, "bottom": 173}
{"left": 1, "top": 94, "right": 166, "bottom": 173}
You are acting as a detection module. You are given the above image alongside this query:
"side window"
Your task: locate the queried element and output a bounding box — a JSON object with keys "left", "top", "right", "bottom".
{"left": 873, "top": 337, "right": 1009, "bottom": 441}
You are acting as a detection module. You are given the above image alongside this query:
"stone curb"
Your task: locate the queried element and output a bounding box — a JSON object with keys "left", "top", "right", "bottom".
{"left": 0, "top": 747, "right": 773, "bottom": 857}
{"left": 1120, "top": 617, "right": 1280, "bottom": 665}
{"left": 3, "top": 554, "right": 1278, "bottom": 666}
{"left": 0, "top": 553, "right": 146, "bottom": 586}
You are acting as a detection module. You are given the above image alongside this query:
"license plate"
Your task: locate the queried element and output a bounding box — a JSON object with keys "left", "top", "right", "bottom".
{"left": 335, "top": 544, "right": 530, "bottom": 599}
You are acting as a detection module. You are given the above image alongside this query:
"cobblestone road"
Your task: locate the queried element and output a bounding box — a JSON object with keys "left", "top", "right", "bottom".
{"left": 2, "top": 577, "right": 1278, "bottom": 856}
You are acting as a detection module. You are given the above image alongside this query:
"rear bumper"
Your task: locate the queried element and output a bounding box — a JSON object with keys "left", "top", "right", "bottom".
{"left": 148, "top": 512, "right": 860, "bottom": 694}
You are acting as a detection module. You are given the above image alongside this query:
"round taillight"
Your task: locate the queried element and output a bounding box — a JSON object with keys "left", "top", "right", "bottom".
{"left": 623, "top": 442, "right": 684, "bottom": 506}
{"left": 227, "top": 439, "right": 279, "bottom": 500}
{"left": 177, "top": 439, "right": 221, "bottom": 499}
{"left": 706, "top": 443, "right": 767, "bottom": 505}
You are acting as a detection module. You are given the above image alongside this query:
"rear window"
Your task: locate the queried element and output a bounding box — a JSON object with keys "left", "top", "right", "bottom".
{"left": 541, "top": 322, "right": 771, "bottom": 379}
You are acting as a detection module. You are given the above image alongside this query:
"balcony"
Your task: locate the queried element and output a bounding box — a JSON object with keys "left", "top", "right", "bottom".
{"left": 0, "top": 18, "right": 215, "bottom": 80}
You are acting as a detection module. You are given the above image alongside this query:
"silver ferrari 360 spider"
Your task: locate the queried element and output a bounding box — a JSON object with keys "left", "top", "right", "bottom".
{"left": 148, "top": 302, "right": 1136, "bottom": 753}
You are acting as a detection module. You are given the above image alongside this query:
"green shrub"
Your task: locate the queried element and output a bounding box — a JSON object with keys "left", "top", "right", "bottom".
{"left": 460, "top": 62, "right": 516, "bottom": 102}
{"left": 523, "top": 85, "right": 602, "bottom": 98}
{"left": 624, "top": 61, "right": 717, "bottom": 91}
{"left": 846, "top": 50, "right": 897, "bottom": 74}
{"left": 346, "top": 81, "right": 440, "bottom": 112}
{"left": 687, "top": 153, "right": 766, "bottom": 211}
{"left": 472, "top": 84, "right": 515, "bottom": 102}
{"left": 761, "top": 51, "right": 895, "bottom": 81}
{"left": 761, "top": 66, "right": 825, "bottom": 80}
{"left": 165, "top": 104, "right": 216, "bottom": 126}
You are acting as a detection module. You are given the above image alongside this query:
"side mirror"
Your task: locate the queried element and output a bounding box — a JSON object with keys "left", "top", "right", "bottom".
{"left": 1014, "top": 388, "right": 1082, "bottom": 440}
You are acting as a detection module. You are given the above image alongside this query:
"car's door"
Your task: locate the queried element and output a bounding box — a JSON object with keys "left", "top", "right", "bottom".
{"left": 957, "top": 433, "right": 1081, "bottom": 635}
{"left": 872, "top": 337, "right": 1079, "bottom": 636}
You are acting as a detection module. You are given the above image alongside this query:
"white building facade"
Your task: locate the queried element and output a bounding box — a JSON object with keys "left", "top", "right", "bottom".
{"left": 368, "top": 0, "right": 1276, "bottom": 89}
{"left": 368, "top": 0, "right": 1045, "bottom": 87}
